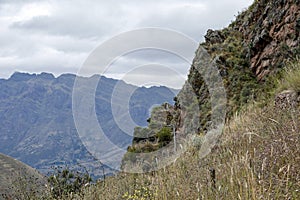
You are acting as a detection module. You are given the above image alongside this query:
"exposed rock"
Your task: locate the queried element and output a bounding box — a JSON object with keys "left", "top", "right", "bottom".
{"left": 204, "top": 29, "right": 225, "bottom": 45}
{"left": 243, "top": 0, "right": 300, "bottom": 79}
{"left": 275, "top": 90, "right": 300, "bottom": 109}
{"left": 182, "top": 0, "right": 300, "bottom": 131}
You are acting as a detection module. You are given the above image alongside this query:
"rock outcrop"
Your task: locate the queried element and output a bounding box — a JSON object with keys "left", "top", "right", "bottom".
{"left": 204, "top": 29, "right": 225, "bottom": 45}
{"left": 275, "top": 90, "right": 300, "bottom": 109}
{"left": 123, "top": 0, "right": 300, "bottom": 169}
{"left": 235, "top": 0, "right": 300, "bottom": 80}
{"left": 183, "top": 0, "right": 300, "bottom": 130}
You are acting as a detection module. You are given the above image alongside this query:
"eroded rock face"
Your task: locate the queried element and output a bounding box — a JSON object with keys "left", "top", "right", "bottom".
{"left": 204, "top": 29, "right": 225, "bottom": 45}
{"left": 275, "top": 90, "right": 300, "bottom": 109}
{"left": 238, "top": 0, "right": 300, "bottom": 80}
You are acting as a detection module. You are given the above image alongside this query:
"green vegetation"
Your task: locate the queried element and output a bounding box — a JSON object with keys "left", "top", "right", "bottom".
{"left": 156, "top": 127, "right": 172, "bottom": 146}
{"left": 127, "top": 103, "right": 176, "bottom": 154}
{"left": 205, "top": 28, "right": 259, "bottom": 116}
{"left": 47, "top": 167, "right": 92, "bottom": 199}
{"left": 122, "top": 185, "right": 157, "bottom": 200}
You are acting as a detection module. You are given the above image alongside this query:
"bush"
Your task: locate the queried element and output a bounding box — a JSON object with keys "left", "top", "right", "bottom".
{"left": 156, "top": 127, "right": 172, "bottom": 146}
{"left": 47, "top": 166, "right": 92, "bottom": 198}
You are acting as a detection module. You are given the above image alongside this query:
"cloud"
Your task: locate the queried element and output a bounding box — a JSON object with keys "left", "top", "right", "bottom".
{"left": 0, "top": 0, "right": 253, "bottom": 87}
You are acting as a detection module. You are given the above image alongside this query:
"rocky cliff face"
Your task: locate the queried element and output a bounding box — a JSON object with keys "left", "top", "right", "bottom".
{"left": 234, "top": 0, "right": 300, "bottom": 80}
{"left": 180, "top": 0, "right": 300, "bottom": 131}
{"left": 123, "top": 0, "right": 300, "bottom": 166}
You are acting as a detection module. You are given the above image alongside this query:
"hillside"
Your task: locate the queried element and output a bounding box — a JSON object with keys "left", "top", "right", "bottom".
{"left": 0, "top": 72, "right": 177, "bottom": 178}
{"left": 120, "top": 0, "right": 300, "bottom": 171}
{"left": 78, "top": 0, "right": 300, "bottom": 199}
{"left": 5, "top": 0, "right": 300, "bottom": 199}
{"left": 0, "top": 153, "right": 46, "bottom": 199}
{"left": 83, "top": 87, "right": 300, "bottom": 199}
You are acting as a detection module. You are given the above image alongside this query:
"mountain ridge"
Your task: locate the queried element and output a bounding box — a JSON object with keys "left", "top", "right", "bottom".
{"left": 0, "top": 71, "right": 178, "bottom": 178}
{"left": 2, "top": 71, "right": 180, "bottom": 91}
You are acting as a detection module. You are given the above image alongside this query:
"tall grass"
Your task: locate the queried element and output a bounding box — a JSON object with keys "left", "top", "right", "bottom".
{"left": 16, "top": 60, "right": 300, "bottom": 199}
{"left": 277, "top": 58, "right": 300, "bottom": 93}
{"left": 75, "top": 100, "right": 299, "bottom": 200}
{"left": 68, "top": 60, "right": 300, "bottom": 199}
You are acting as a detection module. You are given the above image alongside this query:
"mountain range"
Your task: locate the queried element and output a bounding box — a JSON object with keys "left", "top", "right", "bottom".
{"left": 0, "top": 72, "right": 178, "bottom": 178}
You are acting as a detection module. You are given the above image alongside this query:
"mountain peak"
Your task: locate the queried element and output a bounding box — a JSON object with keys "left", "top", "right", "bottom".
{"left": 10, "top": 72, "right": 36, "bottom": 81}
{"left": 37, "top": 72, "right": 55, "bottom": 80}
{"left": 9, "top": 72, "right": 55, "bottom": 82}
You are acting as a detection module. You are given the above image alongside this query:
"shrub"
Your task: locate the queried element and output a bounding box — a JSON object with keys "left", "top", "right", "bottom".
{"left": 47, "top": 166, "right": 91, "bottom": 198}
{"left": 156, "top": 127, "right": 172, "bottom": 146}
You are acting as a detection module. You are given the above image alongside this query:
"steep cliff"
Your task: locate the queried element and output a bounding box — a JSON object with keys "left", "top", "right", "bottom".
{"left": 179, "top": 0, "right": 300, "bottom": 131}
{"left": 122, "top": 0, "right": 300, "bottom": 170}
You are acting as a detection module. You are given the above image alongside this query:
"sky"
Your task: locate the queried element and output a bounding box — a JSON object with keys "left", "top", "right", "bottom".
{"left": 0, "top": 0, "right": 253, "bottom": 88}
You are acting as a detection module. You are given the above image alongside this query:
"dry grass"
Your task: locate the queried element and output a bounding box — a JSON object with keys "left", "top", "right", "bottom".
{"left": 76, "top": 102, "right": 300, "bottom": 200}
{"left": 0, "top": 153, "right": 47, "bottom": 200}
{"left": 277, "top": 58, "right": 300, "bottom": 93}
{"left": 18, "top": 60, "right": 300, "bottom": 199}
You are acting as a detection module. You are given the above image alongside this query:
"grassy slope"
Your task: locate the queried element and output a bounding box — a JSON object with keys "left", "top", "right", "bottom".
{"left": 13, "top": 0, "right": 300, "bottom": 198}
{"left": 76, "top": 61, "right": 300, "bottom": 199}
{"left": 0, "top": 153, "right": 46, "bottom": 199}
{"left": 80, "top": 101, "right": 299, "bottom": 200}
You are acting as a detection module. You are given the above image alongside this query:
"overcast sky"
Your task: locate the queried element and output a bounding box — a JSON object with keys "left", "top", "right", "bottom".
{"left": 0, "top": 0, "right": 253, "bottom": 88}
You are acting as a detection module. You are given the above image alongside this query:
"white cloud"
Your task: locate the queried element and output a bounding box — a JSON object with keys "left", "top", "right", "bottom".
{"left": 0, "top": 0, "right": 253, "bottom": 87}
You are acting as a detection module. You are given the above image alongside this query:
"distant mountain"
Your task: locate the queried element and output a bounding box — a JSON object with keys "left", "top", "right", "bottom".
{"left": 0, "top": 153, "right": 46, "bottom": 199}
{"left": 0, "top": 72, "right": 178, "bottom": 178}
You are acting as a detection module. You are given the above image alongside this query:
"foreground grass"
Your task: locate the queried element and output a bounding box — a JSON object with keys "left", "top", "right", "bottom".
{"left": 277, "top": 58, "right": 300, "bottom": 93}
{"left": 12, "top": 59, "right": 300, "bottom": 199}
{"left": 10, "top": 91, "right": 300, "bottom": 200}
{"left": 78, "top": 102, "right": 299, "bottom": 200}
